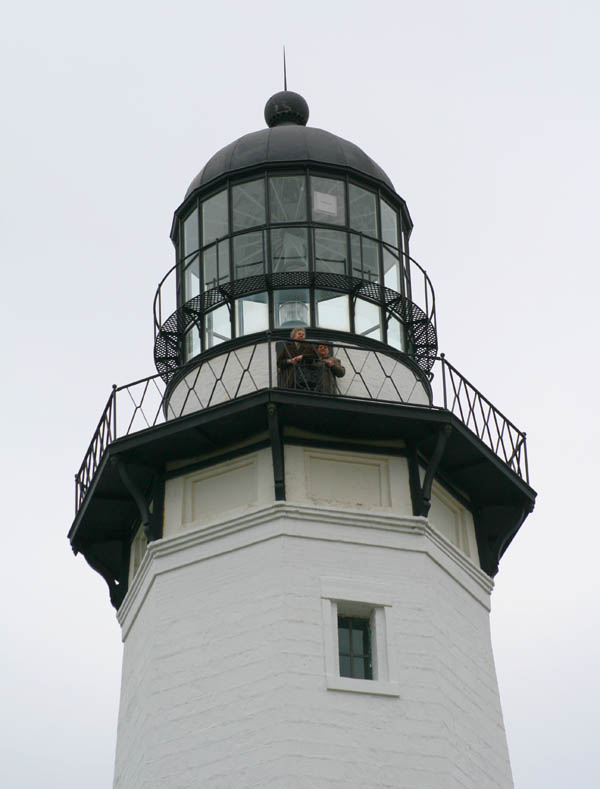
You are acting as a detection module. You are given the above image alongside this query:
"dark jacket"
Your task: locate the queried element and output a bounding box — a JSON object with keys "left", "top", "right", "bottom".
{"left": 316, "top": 355, "right": 345, "bottom": 394}
{"left": 277, "top": 341, "right": 319, "bottom": 388}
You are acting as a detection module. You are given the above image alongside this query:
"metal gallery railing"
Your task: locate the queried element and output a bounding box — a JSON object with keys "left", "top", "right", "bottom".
{"left": 74, "top": 341, "right": 529, "bottom": 513}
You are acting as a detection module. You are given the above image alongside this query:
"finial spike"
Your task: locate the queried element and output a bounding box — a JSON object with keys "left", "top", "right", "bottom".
{"left": 283, "top": 46, "right": 287, "bottom": 91}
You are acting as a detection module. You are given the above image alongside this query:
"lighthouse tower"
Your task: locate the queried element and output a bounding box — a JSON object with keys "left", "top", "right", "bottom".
{"left": 69, "top": 90, "right": 535, "bottom": 788}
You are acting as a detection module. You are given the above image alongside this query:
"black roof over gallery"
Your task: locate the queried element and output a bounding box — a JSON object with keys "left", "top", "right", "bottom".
{"left": 183, "top": 90, "right": 397, "bottom": 201}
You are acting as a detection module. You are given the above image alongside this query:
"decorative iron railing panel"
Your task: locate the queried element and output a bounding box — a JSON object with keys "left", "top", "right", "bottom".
{"left": 436, "top": 354, "right": 529, "bottom": 483}
{"left": 74, "top": 342, "right": 529, "bottom": 513}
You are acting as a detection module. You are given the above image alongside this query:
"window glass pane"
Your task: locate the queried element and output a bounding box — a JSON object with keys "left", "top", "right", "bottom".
{"left": 352, "top": 658, "right": 366, "bottom": 679}
{"left": 355, "top": 299, "right": 382, "bottom": 341}
{"left": 351, "top": 236, "right": 380, "bottom": 284}
{"left": 184, "top": 323, "right": 201, "bottom": 361}
{"left": 311, "top": 176, "right": 345, "bottom": 225}
{"left": 383, "top": 249, "right": 400, "bottom": 292}
{"left": 387, "top": 316, "right": 405, "bottom": 351}
{"left": 202, "top": 190, "right": 228, "bottom": 246}
{"left": 349, "top": 185, "right": 377, "bottom": 237}
{"left": 183, "top": 256, "right": 200, "bottom": 301}
{"left": 338, "top": 621, "right": 350, "bottom": 654}
{"left": 236, "top": 293, "right": 268, "bottom": 337}
{"left": 183, "top": 209, "right": 199, "bottom": 257}
{"left": 380, "top": 199, "right": 398, "bottom": 248}
{"left": 233, "top": 231, "right": 265, "bottom": 279}
{"left": 269, "top": 175, "right": 306, "bottom": 223}
{"left": 274, "top": 289, "right": 309, "bottom": 329}
{"left": 271, "top": 228, "right": 309, "bottom": 273}
{"left": 232, "top": 179, "right": 265, "bottom": 231}
{"left": 315, "top": 290, "right": 349, "bottom": 332}
{"left": 351, "top": 627, "right": 365, "bottom": 654}
{"left": 339, "top": 655, "right": 351, "bottom": 677}
{"left": 314, "top": 229, "right": 348, "bottom": 276}
{"left": 205, "top": 304, "right": 231, "bottom": 349}
{"left": 203, "top": 241, "right": 230, "bottom": 292}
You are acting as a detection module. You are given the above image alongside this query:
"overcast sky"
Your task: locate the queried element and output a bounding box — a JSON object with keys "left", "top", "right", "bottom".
{"left": 2, "top": 1, "right": 599, "bottom": 787}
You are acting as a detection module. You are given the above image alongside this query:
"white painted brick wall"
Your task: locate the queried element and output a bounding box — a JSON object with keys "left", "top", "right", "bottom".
{"left": 113, "top": 502, "right": 512, "bottom": 788}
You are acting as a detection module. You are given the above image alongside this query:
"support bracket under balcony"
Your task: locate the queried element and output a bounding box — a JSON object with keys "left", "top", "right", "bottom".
{"left": 407, "top": 424, "right": 452, "bottom": 517}
{"left": 111, "top": 456, "right": 162, "bottom": 543}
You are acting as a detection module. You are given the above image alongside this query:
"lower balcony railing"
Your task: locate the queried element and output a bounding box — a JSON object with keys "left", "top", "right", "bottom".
{"left": 74, "top": 336, "right": 529, "bottom": 513}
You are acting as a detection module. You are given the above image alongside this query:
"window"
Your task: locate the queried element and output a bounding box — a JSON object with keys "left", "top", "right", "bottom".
{"left": 274, "top": 288, "right": 310, "bottom": 329}
{"left": 269, "top": 175, "right": 307, "bottom": 223}
{"left": 270, "top": 227, "right": 309, "bottom": 273}
{"left": 355, "top": 298, "right": 382, "bottom": 340}
{"left": 311, "top": 176, "right": 345, "bottom": 225}
{"left": 314, "top": 228, "right": 348, "bottom": 276}
{"left": 202, "top": 190, "right": 228, "bottom": 245}
{"left": 315, "top": 290, "right": 349, "bottom": 332}
{"left": 338, "top": 616, "right": 372, "bottom": 679}
{"left": 349, "top": 184, "right": 377, "bottom": 236}
{"left": 204, "top": 304, "right": 231, "bottom": 349}
{"left": 233, "top": 231, "right": 265, "bottom": 279}
{"left": 321, "top": 578, "right": 399, "bottom": 696}
{"left": 203, "top": 240, "right": 230, "bottom": 292}
{"left": 232, "top": 179, "right": 266, "bottom": 230}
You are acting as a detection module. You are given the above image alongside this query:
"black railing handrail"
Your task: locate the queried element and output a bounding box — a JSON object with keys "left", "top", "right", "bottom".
{"left": 74, "top": 341, "right": 529, "bottom": 515}
{"left": 153, "top": 223, "right": 435, "bottom": 340}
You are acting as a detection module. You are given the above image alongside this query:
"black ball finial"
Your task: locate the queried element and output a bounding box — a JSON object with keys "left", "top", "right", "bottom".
{"left": 264, "top": 91, "right": 309, "bottom": 128}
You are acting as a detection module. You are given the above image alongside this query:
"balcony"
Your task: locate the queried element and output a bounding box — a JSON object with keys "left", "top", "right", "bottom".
{"left": 74, "top": 334, "right": 530, "bottom": 515}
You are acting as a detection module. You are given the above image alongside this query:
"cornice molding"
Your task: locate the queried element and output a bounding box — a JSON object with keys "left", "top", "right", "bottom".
{"left": 118, "top": 502, "right": 494, "bottom": 637}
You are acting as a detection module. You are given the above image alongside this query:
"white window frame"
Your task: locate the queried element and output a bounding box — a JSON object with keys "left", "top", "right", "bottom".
{"left": 320, "top": 577, "right": 399, "bottom": 697}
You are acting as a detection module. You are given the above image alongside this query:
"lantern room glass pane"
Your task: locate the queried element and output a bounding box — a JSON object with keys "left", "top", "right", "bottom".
{"left": 311, "top": 177, "right": 345, "bottom": 225}
{"left": 205, "top": 304, "right": 231, "bottom": 349}
{"left": 233, "top": 231, "right": 265, "bottom": 279}
{"left": 184, "top": 323, "right": 201, "bottom": 361}
{"left": 351, "top": 236, "right": 380, "bottom": 284}
{"left": 235, "top": 293, "right": 269, "bottom": 337}
{"left": 202, "top": 190, "right": 228, "bottom": 246}
{"left": 203, "top": 241, "right": 230, "bottom": 292}
{"left": 183, "top": 256, "right": 200, "bottom": 301}
{"left": 269, "top": 175, "right": 307, "bottom": 223}
{"left": 271, "top": 227, "right": 309, "bottom": 273}
{"left": 314, "top": 229, "right": 348, "bottom": 276}
{"left": 232, "top": 179, "right": 266, "bottom": 231}
{"left": 349, "top": 185, "right": 377, "bottom": 237}
{"left": 355, "top": 298, "right": 382, "bottom": 341}
{"left": 380, "top": 199, "right": 399, "bottom": 248}
{"left": 183, "top": 209, "right": 199, "bottom": 257}
{"left": 387, "top": 316, "right": 405, "bottom": 351}
{"left": 383, "top": 249, "right": 400, "bottom": 292}
{"left": 315, "top": 290, "right": 350, "bottom": 332}
{"left": 274, "top": 289, "right": 310, "bottom": 329}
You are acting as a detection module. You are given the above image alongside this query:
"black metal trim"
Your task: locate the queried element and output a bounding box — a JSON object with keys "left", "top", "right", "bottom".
{"left": 267, "top": 402, "right": 285, "bottom": 500}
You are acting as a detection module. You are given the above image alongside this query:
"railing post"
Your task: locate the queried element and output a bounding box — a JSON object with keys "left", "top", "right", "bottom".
{"left": 267, "top": 332, "right": 273, "bottom": 389}
{"left": 112, "top": 384, "right": 117, "bottom": 440}
{"left": 440, "top": 353, "right": 447, "bottom": 409}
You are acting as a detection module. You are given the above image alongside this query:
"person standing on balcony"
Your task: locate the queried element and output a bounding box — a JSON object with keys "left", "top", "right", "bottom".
{"left": 316, "top": 341, "right": 345, "bottom": 394}
{"left": 277, "top": 327, "right": 319, "bottom": 389}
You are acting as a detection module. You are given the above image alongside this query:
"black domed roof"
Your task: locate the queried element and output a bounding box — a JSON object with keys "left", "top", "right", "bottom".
{"left": 185, "top": 92, "right": 394, "bottom": 199}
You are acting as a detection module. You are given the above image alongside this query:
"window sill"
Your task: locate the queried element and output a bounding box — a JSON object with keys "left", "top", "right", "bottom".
{"left": 326, "top": 675, "right": 400, "bottom": 697}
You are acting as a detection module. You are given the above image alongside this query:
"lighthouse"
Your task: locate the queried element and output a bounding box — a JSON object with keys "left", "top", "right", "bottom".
{"left": 69, "top": 89, "right": 535, "bottom": 788}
